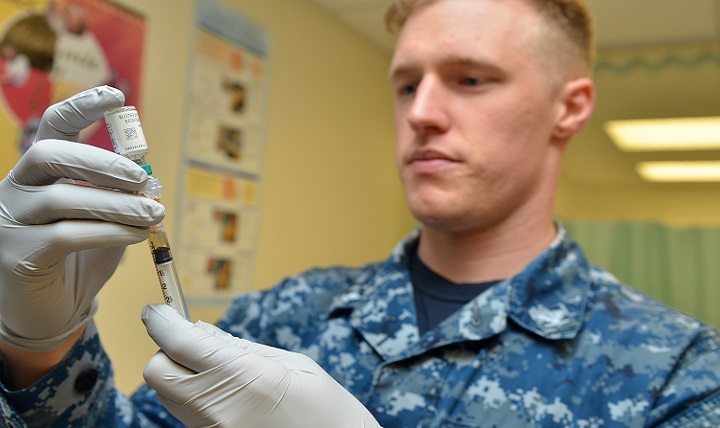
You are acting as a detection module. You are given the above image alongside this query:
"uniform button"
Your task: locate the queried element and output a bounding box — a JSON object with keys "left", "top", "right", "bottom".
{"left": 74, "top": 368, "right": 99, "bottom": 393}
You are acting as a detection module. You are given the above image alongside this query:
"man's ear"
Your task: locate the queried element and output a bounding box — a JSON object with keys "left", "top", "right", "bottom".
{"left": 553, "top": 77, "right": 595, "bottom": 141}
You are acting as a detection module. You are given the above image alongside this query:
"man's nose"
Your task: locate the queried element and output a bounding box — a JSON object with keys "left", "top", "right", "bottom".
{"left": 407, "top": 77, "right": 450, "bottom": 134}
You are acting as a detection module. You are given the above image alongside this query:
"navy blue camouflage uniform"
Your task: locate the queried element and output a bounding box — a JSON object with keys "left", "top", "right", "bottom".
{"left": 1, "top": 226, "right": 720, "bottom": 427}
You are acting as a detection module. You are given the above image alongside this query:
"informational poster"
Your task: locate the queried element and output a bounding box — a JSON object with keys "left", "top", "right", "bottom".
{"left": 0, "top": 0, "right": 145, "bottom": 174}
{"left": 175, "top": 0, "right": 270, "bottom": 302}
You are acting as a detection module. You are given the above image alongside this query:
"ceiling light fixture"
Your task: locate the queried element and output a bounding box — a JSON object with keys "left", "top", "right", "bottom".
{"left": 637, "top": 161, "right": 720, "bottom": 182}
{"left": 605, "top": 117, "right": 720, "bottom": 151}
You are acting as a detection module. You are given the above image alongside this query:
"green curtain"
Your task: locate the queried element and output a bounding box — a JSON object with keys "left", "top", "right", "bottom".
{"left": 563, "top": 220, "right": 720, "bottom": 329}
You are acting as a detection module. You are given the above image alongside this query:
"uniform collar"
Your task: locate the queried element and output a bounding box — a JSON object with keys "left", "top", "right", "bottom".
{"left": 327, "top": 225, "right": 591, "bottom": 360}
{"left": 505, "top": 226, "right": 590, "bottom": 339}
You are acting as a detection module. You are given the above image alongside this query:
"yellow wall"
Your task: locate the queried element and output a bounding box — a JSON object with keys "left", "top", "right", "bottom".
{"left": 554, "top": 44, "right": 720, "bottom": 227}
{"left": 94, "top": 0, "right": 415, "bottom": 394}
{"left": 556, "top": 179, "right": 720, "bottom": 227}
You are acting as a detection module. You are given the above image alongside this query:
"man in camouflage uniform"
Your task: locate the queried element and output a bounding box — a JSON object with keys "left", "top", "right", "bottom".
{"left": 0, "top": 0, "right": 719, "bottom": 427}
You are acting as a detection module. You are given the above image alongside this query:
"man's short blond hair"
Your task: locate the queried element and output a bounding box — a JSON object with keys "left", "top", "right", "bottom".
{"left": 386, "top": 0, "right": 595, "bottom": 76}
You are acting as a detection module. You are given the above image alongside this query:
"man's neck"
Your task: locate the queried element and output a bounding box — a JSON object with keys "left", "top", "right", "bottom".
{"left": 417, "top": 219, "right": 557, "bottom": 284}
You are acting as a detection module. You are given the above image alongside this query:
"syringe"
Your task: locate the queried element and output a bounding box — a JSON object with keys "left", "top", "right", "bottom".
{"left": 104, "top": 106, "right": 191, "bottom": 321}
{"left": 148, "top": 224, "right": 191, "bottom": 320}
{"left": 138, "top": 175, "right": 191, "bottom": 321}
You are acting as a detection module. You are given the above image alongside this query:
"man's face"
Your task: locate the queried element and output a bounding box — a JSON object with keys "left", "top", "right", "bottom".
{"left": 390, "top": 0, "right": 570, "bottom": 234}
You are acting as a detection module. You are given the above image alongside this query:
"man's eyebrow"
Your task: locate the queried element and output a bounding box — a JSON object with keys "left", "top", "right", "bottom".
{"left": 441, "top": 55, "right": 505, "bottom": 73}
{"left": 388, "top": 63, "right": 417, "bottom": 81}
{"left": 389, "top": 55, "right": 505, "bottom": 80}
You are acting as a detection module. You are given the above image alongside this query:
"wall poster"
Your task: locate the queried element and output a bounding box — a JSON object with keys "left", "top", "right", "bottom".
{"left": 0, "top": 0, "right": 145, "bottom": 174}
{"left": 175, "top": 0, "right": 270, "bottom": 304}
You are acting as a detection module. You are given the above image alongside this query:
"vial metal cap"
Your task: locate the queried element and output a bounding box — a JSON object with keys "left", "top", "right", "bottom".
{"left": 103, "top": 106, "right": 138, "bottom": 116}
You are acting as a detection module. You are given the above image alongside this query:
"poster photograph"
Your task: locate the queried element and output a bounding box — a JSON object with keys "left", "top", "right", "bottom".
{"left": 0, "top": 0, "right": 145, "bottom": 174}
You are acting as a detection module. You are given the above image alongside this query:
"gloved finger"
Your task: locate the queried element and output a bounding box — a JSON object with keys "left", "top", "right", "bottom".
{"left": 194, "top": 320, "right": 245, "bottom": 346}
{"left": 73, "top": 246, "right": 127, "bottom": 287}
{"left": 10, "top": 220, "right": 150, "bottom": 270}
{"left": 228, "top": 336, "right": 326, "bottom": 373}
{"left": 155, "top": 393, "right": 215, "bottom": 428}
{"left": 45, "top": 220, "right": 151, "bottom": 254}
{"left": 194, "top": 320, "right": 319, "bottom": 371}
{"left": 143, "top": 350, "right": 210, "bottom": 422}
{"left": 142, "top": 304, "right": 261, "bottom": 373}
{"left": 11, "top": 139, "right": 147, "bottom": 189}
{"left": 193, "top": 321, "right": 323, "bottom": 375}
{"left": 144, "top": 350, "right": 252, "bottom": 427}
{"left": 3, "top": 180, "right": 164, "bottom": 226}
{"left": 34, "top": 85, "right": 124, "bottom": 142}
{"left": 143, "top": 350, "right": 195, "bottom": 398}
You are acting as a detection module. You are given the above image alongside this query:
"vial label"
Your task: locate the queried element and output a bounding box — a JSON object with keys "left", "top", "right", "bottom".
{"left": 104, "top": 106, "right": 148, "bottom": 162}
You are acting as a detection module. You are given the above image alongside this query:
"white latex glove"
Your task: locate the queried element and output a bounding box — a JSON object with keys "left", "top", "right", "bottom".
{"left": 142, "top": 304, "right": 382, "bottom": 428}
{"left": 0, "top": 86, "right": 164, "bottom": 351}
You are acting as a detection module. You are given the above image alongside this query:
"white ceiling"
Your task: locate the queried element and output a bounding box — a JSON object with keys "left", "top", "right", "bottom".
{"left": 304, "top": 0, "right": 720, "bottom": 189}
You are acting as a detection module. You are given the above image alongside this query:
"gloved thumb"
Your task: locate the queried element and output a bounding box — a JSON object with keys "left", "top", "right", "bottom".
{"left": 142, "top": 304, "right": 254, "bottom": 372}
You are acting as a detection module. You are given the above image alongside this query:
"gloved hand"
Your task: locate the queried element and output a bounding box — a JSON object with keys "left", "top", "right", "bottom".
{"left": 0, "top": 86, "right": 164, "bottom": 351}
{"left": 142, "top": 304, "right": 382, "bottom": 428}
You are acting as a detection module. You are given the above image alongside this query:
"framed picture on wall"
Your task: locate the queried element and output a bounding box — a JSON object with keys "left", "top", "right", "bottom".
{"left": 0, "top": 0, "right": 145, "bottom": 173}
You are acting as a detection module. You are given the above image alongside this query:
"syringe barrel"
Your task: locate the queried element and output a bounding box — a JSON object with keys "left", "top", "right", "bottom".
{"left": 154, "top": 258, "right": 191, "bottom": 321}
{"left": 148, "top": 223, "right": 191, "bottom": 321}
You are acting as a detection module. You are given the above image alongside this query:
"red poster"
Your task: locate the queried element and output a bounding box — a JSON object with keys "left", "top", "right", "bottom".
{"left": 0, "top": 0, "right": 145, "bottom": 163}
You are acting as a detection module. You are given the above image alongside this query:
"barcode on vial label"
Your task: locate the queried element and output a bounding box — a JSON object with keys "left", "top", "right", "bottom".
{"left": 124, "top": 127, "right": 139, "bottom": 141}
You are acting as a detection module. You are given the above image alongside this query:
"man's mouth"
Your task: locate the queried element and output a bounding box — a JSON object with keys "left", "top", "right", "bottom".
{"left": 409, "top": 149, "right": 459, "bottom": 174}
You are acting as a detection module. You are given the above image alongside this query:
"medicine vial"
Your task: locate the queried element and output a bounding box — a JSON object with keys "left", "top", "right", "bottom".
{"left": 104, "top": 106, "right": 149, "bottom": 163}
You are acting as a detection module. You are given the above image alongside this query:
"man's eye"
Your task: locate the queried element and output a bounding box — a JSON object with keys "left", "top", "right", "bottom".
{"left": 398, "top": 84, "right": 417, "bottom": 96}
{"left": 460, "top": 77, "right": 480, "bottom": 86}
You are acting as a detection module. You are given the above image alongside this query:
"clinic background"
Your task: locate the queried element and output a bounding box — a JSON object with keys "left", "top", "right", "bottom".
{"left": 0, "top": 0, "right": 718, "bottom": 394}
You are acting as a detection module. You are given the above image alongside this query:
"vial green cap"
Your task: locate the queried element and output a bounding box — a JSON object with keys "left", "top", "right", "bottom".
{"left": 141, "top": 164, "right": 153, "bottom": 175}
